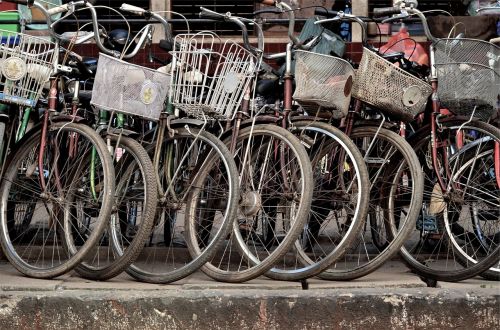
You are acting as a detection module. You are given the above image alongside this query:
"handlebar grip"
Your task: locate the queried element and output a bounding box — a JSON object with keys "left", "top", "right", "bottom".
{"left": 373, "top": 7, "right": 401, "bottom": 17}
{"left": 314, "top": 8, "right": 338, "bottom": 17}
{"left": 258, "top": 0, "right": 276, "bottom": 5}
{"left": 253, "top": 8, "right": 282, "bottom": 16}
{"left": 199, "top": 7, "right": 226, "bottom": 21}
{"left": 46, "top": 4, "right": 70, "bottom": 16}
{"left": 120, "top": 3, "right": 146, "bottom": 16}
{"left": 1, "top": 0, "right": 34, "bottom": 5}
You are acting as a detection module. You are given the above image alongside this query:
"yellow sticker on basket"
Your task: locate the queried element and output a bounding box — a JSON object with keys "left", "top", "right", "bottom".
{"left": 2, "top": 57, "right": 27, "bottom": 81}
{"left": 141, "top": 81, "right": 157, "bottom": 105}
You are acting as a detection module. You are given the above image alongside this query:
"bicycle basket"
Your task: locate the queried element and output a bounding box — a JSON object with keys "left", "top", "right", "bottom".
{"left": 170, "top": 33, "right": 258, "bottom": 120}
{"left": 91, "top": 53, "right": 170, "bottom": 121}
{"left": 0, "top": 30, "right": 55, "bottom": 107}
{"left": 293, "top": 50, "right": 354, "bottom": 118}
{"left": 353, "top": 47, "right": 432, "bottom": 121}
{"left": 434, "top": 38, "right": 500, "bottom": 121}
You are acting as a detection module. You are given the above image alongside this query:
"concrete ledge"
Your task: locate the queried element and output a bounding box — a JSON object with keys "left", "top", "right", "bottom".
{"left": 0, "top": 288, "right": 498, "bottom": 329}
{"left": 1, "top": 262, "right": 498, "bottom": 329}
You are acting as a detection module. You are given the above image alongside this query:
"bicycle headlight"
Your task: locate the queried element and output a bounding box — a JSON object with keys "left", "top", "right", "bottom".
{"left": 2, "top": 56, "right": 27, "bottom": 81}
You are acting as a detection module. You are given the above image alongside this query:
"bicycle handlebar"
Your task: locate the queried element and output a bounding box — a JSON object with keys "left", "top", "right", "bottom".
{"left": 199, "top": 7, "right": 263, "bottom": 55}
{"left": 372, "top": 1, "right": 437, "bottom": 42}
{"left": 253, "top": 8, "right": 282, "bottom": 16}
{"left": 120, "top": 3, "right": 174, "bottom": 47}
{"left": 11, "top": 0, "right": 151, "bottom": 59}
{"left": 314, "top": 8, "right": 370, "bottom": 22}
{"left": 253, "top": 1, "right": 312, "bottom": 50}
{"left": 372, "top": 7, "right": 401, "bottom": 17}
{"left": 313, "top": 8, "right": 338, "bottom": 17}
{"left": 314, "top": 11, "right": 369, "bottom": 47}
{"left": 120, "top": 3, "right": 145, "bottom": 15}
{"left": 199, "top": 7, "right": 228, "bottom": 20}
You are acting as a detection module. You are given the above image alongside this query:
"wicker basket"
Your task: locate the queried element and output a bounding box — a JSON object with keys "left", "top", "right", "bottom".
{"left": 91, "top": 53, "right": 170, "bottom": 121}
{"left": 170, "top": 33, "right": 258, "bottom": 120}
{"left": 293, "top": 50, "right": 354, "bottom": 119}
{"left": 0, "top": 30, "right": 55, "bottom": 107}
{"left": 434, "top": 38, "right": 500, "bottom": 121}
{"left": 352, "top": 47, "right": 432, "bottom": 120}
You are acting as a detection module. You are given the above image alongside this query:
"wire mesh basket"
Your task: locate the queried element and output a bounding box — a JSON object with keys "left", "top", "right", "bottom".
{"left": 293, "top": 50, "right": 354, "bottom": 119}
{"left": 91, "top": 53, "right": 170, "bottom": 121}
{"left": 0, "top": 30, "right": 55, "bottom": 107}
{"left": 434, "top": 38, "right": 500, "bottom": 121}
{"left": 353, "top": 47, "right": 432, "bottom": 121}
{"left": 170, "top": 33, "right": 258, "bottom": 120}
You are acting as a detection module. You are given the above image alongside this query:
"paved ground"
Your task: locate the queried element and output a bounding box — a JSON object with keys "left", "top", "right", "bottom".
{"left": 0, "top": 260, "right": 498, "bottom": 329}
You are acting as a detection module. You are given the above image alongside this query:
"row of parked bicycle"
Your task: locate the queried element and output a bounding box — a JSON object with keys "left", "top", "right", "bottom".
{"left": 0, "top": 0, "right": 498, "bottom": 284}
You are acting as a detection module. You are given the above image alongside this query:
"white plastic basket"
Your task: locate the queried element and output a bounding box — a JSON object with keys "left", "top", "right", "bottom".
{"left": 91, "top": 53, "right": 170, "bottom": 121}
{"left": 170, "top": 33, "right": 258, "bottom": 120}
{"left": 0, "top": 30, "right": 55, "bottom": 107}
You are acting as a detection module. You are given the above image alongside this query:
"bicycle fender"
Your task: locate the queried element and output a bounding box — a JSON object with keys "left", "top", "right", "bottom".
{"left": 169, "top": 118, "right": 206, "bottom": 127}
{"left": 290, "top": 115, "right": 329, "bottom": 123}
{"left": 218, "top": 115, "right": 279, "bottom": 142}
{"left": 50, "top": 114, "right": 86, "bottom": 124}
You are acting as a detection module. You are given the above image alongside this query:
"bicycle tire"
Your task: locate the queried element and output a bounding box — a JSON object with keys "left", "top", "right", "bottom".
{"left": 402, "top": 118, "right": 500, "bottom": 282}
{"left": 264, "top": 121, "right": 369, "bottom": 280}
{"left": 0, "top": 121, "right": 114, "bottom": 278}
{"left": 126, "top": 127, "right": 239, "bottom": 283}
{"left": 197, "top": 124, "right": 313, "bottom": 283}
{"left": 451, "top": 146, "right": 500, "bottom": 281}
{"left": 320, "top": 126, "right": 423, "bottom": 280}
{"left": 72, "top": 135, "right": 157, "bottom": 280}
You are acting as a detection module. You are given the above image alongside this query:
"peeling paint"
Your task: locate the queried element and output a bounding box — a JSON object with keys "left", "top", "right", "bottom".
{"left": 0, "top": 289, "right": 497, "bottom": 329}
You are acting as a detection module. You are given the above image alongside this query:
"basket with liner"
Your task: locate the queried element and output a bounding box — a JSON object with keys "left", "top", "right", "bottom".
{"left": 169, "top": 33, "right": 258, "bottom": 120}
{"left": 0, "top": 30, "right": 55, "bottom": 108}
{"left": 352, "top": 47, "right": 433, "bottom": 121}
{"left": 91, "top": 53, "right": 170, "bottom": 121}
{"left": 433, "top": 38, "right": 499, "bottom": 121}
{"left": 293, "top": 50, "right": 355, "bottom": 119}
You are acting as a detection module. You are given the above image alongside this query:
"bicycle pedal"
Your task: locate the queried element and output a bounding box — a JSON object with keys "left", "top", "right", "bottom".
{"left": 416, "top": 215, "right": 439, "bottom": 233}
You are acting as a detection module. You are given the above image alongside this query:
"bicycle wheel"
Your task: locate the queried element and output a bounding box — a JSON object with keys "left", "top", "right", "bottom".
{"left": 0, "top": 121, "right": 114, "bottom": 278}
{"left": 126, "top": 127, "right": 239, "bottom": 283}
{"left": 319, "top": 126, "right": 423, "bottom": 280}
{"left": 264, "top": 121, "right": 369, "bottom": 281}
{"left": 402, "top": 119, "right": 500, "bottom": 281}
{"left": 197, "top": 124, "right": 313, "bottom": 283}
{"left": 71, "top": 135, "right": 157, "bottom": 280}
{"left": 450, "top": 146, "right": 500, "bottom": 281}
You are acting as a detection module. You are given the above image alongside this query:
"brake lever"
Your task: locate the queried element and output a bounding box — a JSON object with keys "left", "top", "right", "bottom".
{"left": 382, "top": 12, "right": 409, "bottom": 24}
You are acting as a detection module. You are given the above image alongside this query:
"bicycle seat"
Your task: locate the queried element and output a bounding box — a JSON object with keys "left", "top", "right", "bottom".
{"left": 256, "top": 79, "right": 279, "bottom": 95}
{"left": 381, "top": 51, "right": 405, "bottom": 61}
{"left": 81, "top": 57, "right": 98, "bottom": 73}
{"left": 159, "top": 39, "right": 174, "bottom": 52}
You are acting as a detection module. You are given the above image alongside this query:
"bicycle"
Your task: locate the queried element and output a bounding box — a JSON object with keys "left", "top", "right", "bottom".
{"left": 74, "top": 3, "right": 243, "bottom": 284}
{"left": 0, "top": 0, "right": 115, "bottom": 279}
{"left": 250, "top": 3, "right": 424, "bottom": 281}
{"left": 233, "top": 1, "right": 372, "bottom": 281}
{"left": 373, "top": 0, "right": 500, "bottom": 281}
{"left": 151, "top": 3, "right": 316, "bottom": 283}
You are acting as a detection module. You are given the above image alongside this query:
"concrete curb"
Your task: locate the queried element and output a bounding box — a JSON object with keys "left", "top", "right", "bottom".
{"left": 0, "top": 288, "right": 498, "bottom": 329}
